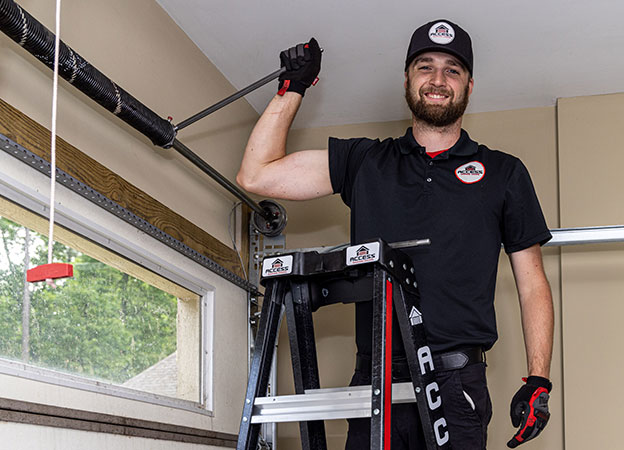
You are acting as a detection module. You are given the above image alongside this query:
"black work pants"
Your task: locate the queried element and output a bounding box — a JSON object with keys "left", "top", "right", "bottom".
{"left": 345, "top": 362, "right": 492, "bottom": 450}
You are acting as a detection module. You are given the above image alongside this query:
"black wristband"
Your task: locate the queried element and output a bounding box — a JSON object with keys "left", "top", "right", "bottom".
{"left": 278, "top": 79, "right": 309, "bottom": 97}
{"left": 526, "top": 376, "right": 552, "bottom": 392}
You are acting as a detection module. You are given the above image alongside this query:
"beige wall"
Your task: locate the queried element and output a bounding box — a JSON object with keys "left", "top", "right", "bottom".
{"left": 0, "top": 0, "right": 257, "bottom": 444}
{"left": 277, "top": 107, "right": 565, "bottom": 449}
{"left": 466, "top": 107, "right": 563, "bottom": 450}
{"left": 558, "top": 93, "right": 624, "bottom": 449}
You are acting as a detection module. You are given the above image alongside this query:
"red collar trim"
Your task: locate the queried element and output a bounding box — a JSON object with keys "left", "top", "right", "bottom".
{"left": 426, "top": 148, "right": 449, "bottom": 159}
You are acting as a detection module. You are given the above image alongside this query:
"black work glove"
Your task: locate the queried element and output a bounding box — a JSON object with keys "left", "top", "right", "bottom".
{"left": 277, "top": 37, "right": 321, "bottom": 96}
{"left": 507, "top": 376, "right": 552, "bottom": 448}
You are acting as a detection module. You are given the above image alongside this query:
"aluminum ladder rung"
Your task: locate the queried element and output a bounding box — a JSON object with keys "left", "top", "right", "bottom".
{"left": 251, "top": 382, "right": 417, "bottom": 423}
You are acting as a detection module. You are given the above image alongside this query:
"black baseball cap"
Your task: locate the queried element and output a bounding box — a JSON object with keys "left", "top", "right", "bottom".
{"left": 405, "top": 19, "right": 473, "bottom": 75}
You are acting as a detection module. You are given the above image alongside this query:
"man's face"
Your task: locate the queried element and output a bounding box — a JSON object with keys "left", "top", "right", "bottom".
{"left": 404, "top": 52, "right": 474, "bottom": 127}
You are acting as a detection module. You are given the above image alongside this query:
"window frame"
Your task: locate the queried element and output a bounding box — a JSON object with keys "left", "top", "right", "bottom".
{"left": 0, "top": 155, "right": 216, "bottom": 416}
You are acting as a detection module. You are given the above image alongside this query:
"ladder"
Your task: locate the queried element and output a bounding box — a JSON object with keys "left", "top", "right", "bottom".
{"left": 236, "top": 238, "right": 451, "bottom": 450}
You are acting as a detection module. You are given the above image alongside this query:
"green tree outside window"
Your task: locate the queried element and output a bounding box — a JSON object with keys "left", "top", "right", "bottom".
{"left": 0, "top": 216, "right": 177, "bottom": 385}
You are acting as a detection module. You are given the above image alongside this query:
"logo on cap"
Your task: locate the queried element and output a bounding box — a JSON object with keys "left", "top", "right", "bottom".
{"left": 455, "top": 161, "right": 485, "bottom": 184}
{"left": 429, "top": 22, "right": 455, "bottom": 45}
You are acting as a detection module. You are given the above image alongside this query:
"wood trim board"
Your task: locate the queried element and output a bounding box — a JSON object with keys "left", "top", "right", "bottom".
{"left": 0, "top": 97, "right": 246, "bottom": 280}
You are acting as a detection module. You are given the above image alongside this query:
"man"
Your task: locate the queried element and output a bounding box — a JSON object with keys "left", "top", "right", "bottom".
{"left": 237, "top": 19, "right": 553, "bottom": 449}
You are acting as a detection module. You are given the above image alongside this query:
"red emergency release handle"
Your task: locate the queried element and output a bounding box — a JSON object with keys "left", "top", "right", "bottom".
{"left": 27, "top": 263, "right": 73, "bottom": 283}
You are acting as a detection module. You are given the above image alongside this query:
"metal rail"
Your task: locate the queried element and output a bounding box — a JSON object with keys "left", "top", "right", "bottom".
{"left": 546, "top": 225, "right": 624, "bottom": 246}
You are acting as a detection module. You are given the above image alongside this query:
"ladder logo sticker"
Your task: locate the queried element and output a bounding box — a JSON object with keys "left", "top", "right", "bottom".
{"left": 455, "top": 161, "right": 485, "bottom": 184}
{"left": 262, "top": 255, "right": 293, "bottom": 277}
{"left": 409, "top": 306, "right": 423, "bottom": 326}
{"left": 346, "top": 242, "right": 380, "bottom": 266}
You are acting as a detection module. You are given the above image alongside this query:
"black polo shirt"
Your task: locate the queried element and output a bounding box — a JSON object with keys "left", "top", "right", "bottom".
{"left": 328, "top": 128, "right": 551, "bottom": 354}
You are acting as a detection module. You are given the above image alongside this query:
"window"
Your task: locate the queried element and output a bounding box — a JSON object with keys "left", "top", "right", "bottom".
{"left": 0, "top": 195, "right": 209, "bottom": 410}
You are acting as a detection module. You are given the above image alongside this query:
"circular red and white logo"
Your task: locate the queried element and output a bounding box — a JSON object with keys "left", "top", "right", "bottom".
{"left": 429, "top": 22, "right": 455, "bottom": 45}
{"left": 455, "top": 161, "right": 485, "bottom": 184}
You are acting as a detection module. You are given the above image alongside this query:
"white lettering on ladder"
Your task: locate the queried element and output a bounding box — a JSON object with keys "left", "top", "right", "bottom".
{"left": 417, "top": 346, "right": 449, "bottom": 446}
{"left": 417, "top": 346, "right": 435, "bottom": 375}
{"left": 434, "top": 418, "right": 450, "bottom": 446}
{"left": 426, "top": 382, "right": 442, "bottom": 409}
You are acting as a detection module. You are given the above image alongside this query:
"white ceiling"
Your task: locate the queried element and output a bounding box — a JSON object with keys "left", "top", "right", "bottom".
{"left": 156, "top": 0, "right": 624, "bottom": 130}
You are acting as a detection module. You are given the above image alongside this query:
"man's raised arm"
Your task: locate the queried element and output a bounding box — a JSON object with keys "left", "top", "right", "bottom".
{"left": 236, "top": 38, "right": 333, "bottom": 201}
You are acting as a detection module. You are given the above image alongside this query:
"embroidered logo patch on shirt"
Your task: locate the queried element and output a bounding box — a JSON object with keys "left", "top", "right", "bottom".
{"left": 455, "top": 161, "right": 485, "bottom": 184}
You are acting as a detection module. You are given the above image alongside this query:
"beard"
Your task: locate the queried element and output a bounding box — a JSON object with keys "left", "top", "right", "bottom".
{"left": 405, "top": 78, "right": 470, "bottom": 128}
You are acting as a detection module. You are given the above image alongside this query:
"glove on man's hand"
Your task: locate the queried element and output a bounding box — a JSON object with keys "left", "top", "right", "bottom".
{"left": 507, "top": 376, "right": 552, "bottom": 448}
{"left": 278, "top": 37, "right": 321, "bottom": 96}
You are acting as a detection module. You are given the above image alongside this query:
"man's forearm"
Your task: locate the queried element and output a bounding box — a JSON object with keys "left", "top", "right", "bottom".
{"left": 509, "top": 245, "right": 554, "bottom": 379}
{"left": 237, "top": 92, "right": 302, "bottom": 190}
{"left": 520, "top": 278, "right": 554, "bottom": 378}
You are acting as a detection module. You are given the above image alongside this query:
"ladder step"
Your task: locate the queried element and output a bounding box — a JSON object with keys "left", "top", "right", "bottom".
{"left": 251, "top": 382, "right": 417, "bottom": 423}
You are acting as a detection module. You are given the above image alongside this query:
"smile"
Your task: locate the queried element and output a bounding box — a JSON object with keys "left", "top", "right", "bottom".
{"left": 425, "top": 93, "right": 449, "bottom": 100}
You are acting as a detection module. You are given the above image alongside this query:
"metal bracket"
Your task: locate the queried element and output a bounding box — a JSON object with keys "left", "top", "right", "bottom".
{"left": 248, "top": 221, "right": 287, "bottom": 287}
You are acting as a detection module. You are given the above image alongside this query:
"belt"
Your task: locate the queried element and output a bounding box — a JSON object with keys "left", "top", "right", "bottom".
{"left": 355, "top": 347, "right": 484, "bottom": 381}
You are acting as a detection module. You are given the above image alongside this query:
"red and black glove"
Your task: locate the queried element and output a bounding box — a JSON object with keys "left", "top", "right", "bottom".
{"left": 507, "top": 376, "right": 552, "bottom": 448}
{"left": 277, "top": 37, "right": 321, "bottom": 97}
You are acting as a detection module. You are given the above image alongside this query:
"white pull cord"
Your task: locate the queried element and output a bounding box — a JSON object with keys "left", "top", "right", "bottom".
{"left": 46, "top": 0, "right": 62, "bottom": 288}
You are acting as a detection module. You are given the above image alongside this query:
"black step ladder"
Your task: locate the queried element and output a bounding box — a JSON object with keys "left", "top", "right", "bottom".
{"left": 237, "top": 239, "right": 451, "bottom": 450}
